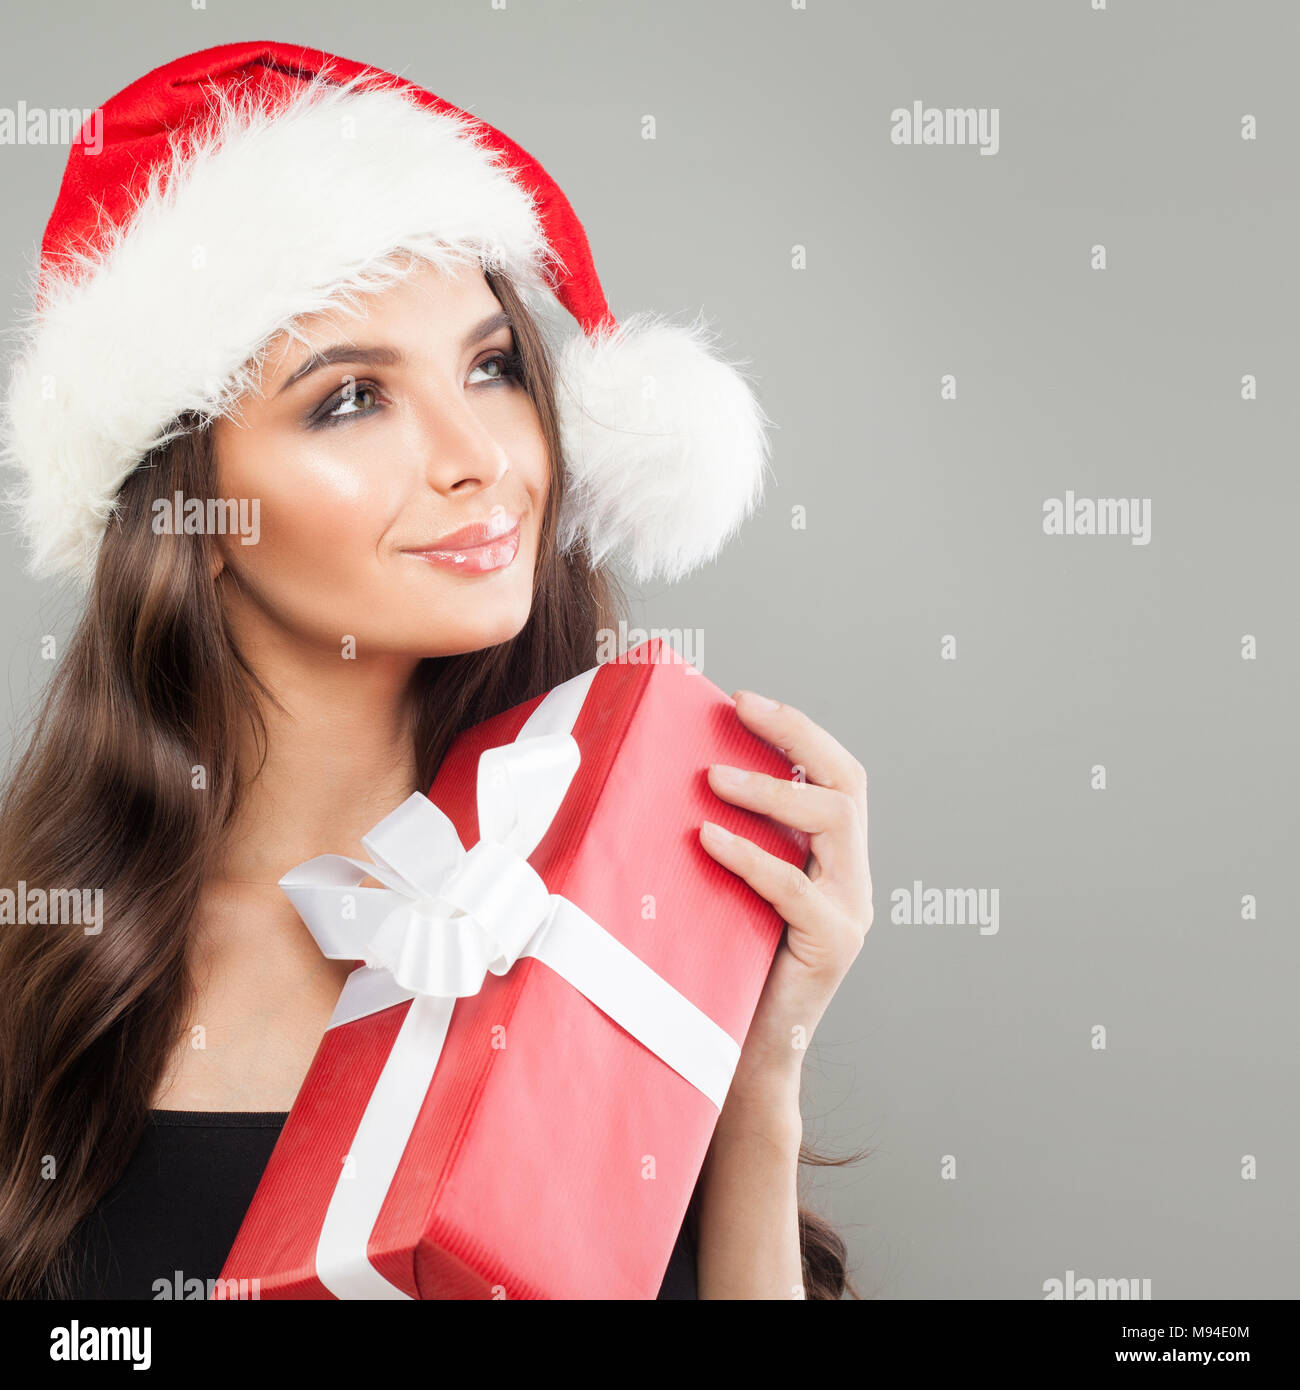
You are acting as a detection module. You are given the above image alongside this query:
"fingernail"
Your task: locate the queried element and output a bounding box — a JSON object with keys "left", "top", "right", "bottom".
{"left": 700, "top": 820, "right": 733, "bottom": 844}
{"left": 740, "top": 691, "right": 780, "bottom": 711}
{"left": 710, "top": 763, "right": 750, "bottom": 787}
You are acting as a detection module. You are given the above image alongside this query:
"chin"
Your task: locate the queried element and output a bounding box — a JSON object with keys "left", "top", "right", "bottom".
{"left": 422, "top": 599, "right": 534, "bottom": 659}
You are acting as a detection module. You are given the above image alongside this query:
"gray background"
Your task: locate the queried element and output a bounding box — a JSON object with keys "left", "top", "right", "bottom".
{"left": 2, "top": 2, "right": 1296, "bottom": 1299}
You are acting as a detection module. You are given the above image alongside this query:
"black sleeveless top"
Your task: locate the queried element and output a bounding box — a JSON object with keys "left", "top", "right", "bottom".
{"left": 60, "top": 1110, "right": 699, "bottom": 1299}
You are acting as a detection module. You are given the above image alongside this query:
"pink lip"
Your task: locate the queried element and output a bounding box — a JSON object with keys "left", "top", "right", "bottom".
{"left": 405, "top": 520, "right": 521, "bottom": 575}
{"left": 421, "top": 512, "right": 520, "bottom": 551}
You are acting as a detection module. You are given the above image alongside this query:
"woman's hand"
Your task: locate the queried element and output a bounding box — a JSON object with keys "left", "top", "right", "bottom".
{"left": 699, "top": 689, "right": 873, "bottom": 1097}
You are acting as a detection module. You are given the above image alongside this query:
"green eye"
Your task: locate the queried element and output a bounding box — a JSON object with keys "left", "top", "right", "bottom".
{"left": 309, "top": 383, "right": 382, "bottom": 429}
{"left": 327, "top": 385, "right": 379, "bottom": 419}
{"left": 469, "top": 351, "right": 525, "bottom": 387}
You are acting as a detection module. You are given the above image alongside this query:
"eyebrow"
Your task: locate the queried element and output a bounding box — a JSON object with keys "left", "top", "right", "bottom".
{"left": 274, "top": 310, "right": 514, "bottom": 397}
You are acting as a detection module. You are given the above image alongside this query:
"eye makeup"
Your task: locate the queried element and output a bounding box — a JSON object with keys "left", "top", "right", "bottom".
{"left": 303, "top": 350, "right": 526, "bottom": 430}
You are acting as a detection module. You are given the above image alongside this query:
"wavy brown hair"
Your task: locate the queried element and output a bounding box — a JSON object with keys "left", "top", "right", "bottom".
{"left": 0, "top": 266, "right": 868, "bottom": 1301}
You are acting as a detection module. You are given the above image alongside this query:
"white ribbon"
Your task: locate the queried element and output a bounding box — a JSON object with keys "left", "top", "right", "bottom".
{"left": 279, "top": 662, "right": 741, "bottom": 1299}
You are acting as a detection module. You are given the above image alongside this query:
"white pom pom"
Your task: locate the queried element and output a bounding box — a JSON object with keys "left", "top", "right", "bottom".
{"left": 552, "top": 310, "right": 774, "bottom": 584}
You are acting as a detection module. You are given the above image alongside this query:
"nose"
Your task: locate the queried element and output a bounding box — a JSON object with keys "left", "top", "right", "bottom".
{"left": 411, "top": 384, "right": 511, "bottom": 495}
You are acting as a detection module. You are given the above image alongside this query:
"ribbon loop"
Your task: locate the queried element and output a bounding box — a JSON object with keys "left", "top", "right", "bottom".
{"left": 476, "top": 733, "right": 581, "bottom": 855}
{"left": 359, "top": 793, "right": 466, "bottom": 900}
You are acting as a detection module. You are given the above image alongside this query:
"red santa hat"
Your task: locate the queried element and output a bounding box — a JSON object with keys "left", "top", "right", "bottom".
{"left": 0, "top": 40, "right": 772, "bottom": 588}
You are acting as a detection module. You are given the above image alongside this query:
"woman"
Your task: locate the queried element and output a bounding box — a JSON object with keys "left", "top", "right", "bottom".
{"left": 0, "top": 41, "right": 874, "bottom": 1300}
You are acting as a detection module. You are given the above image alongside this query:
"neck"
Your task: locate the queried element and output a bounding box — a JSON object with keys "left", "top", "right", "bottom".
{"left": 212, "top": 625, "right": 424, "bottom": 892}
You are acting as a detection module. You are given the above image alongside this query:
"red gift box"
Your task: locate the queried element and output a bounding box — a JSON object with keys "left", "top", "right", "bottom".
{"left": 218, "top": 637, "right": 807, "bottom": 1299}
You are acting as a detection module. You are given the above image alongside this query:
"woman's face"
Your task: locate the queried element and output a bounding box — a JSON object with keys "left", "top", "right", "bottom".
{"left": 210, "top": 259, "right": 549, "bottom": 659}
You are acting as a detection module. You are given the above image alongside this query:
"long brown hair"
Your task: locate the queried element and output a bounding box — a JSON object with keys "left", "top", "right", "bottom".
{"left": 0, "top": 266, "right": 868, "bottom": 1300}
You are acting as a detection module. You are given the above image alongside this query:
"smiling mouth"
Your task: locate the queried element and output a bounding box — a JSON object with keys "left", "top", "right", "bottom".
{"left": 403, "top": 521, "right": 522, "bottom": 575}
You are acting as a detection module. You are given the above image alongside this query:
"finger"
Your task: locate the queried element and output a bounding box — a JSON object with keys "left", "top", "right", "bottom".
{"left": 731, "top": 691, "right": 868, "bottom": 847}
{"left": 698, "top": 820, "right": 826, "bottom": 935}
{"left": 707, "top": 763, "right": 865, "bottom": 886}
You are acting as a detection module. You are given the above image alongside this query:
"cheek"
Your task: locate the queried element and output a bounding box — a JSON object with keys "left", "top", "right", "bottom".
{"left": 222, "top": 435, "right": 399, "bottom": 573}
{"left": 501, "top": 410, "right": 551, "bottom": 505}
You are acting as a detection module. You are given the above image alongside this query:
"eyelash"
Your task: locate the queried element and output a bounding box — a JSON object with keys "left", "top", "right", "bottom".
{"left": 306, "top": 350, "right": 526, "bottom": 429}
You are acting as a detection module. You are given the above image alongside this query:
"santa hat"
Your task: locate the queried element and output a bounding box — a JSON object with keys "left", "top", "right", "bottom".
{"left": 0, "top": 40, "right": 773, "bottom": 589}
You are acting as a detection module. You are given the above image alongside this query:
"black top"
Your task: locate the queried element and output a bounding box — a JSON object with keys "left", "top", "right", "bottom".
{"left": 60, "top": 1110, "right": 698, "bottom": 1300}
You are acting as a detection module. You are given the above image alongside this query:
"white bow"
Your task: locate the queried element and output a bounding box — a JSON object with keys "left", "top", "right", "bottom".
{"left": 279, "top": 732, "right": 581, "bottom": 999}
